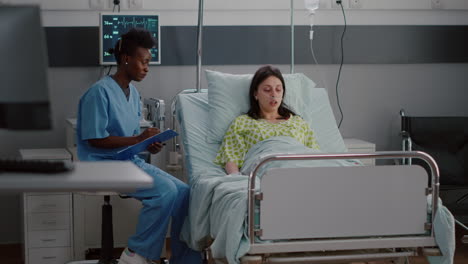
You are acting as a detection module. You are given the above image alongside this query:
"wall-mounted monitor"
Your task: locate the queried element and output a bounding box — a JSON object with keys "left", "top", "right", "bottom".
{"left": 100, "top": 12, "right": 161, "bottom": 65}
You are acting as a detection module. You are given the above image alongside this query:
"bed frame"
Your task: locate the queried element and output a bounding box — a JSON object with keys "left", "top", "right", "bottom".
{"left": 237, "top": 151, "right": 440, "bottom": 264}
{"left": 174, "top": 91, "right": 443, "bottom": 264}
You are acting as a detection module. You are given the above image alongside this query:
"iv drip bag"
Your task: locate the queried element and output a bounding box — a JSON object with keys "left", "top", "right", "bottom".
{"left": 304, "top": 0, "right": 319, "bottom": 13}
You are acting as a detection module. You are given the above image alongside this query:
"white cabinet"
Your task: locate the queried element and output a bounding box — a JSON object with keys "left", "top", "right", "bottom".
{"left": 20, "top": 148, "right": 73, "bottom": 264}
{"left": 28, "top": 230, "right": 71, "bottom": 248}
{"left": 343, "top": 138, "right": 376, "bottom": 166}
{"left": 29, "top": 247, "right": 72, "bottom": 264}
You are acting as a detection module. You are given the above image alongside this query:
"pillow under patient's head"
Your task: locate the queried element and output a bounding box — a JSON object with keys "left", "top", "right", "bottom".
{"left": 205, "top": 69, "right": 347, "bottom": 153}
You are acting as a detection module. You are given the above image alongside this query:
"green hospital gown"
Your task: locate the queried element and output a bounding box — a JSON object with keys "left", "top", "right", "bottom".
{"left": 214, "top": 114, "right": 320, "bottom": 168}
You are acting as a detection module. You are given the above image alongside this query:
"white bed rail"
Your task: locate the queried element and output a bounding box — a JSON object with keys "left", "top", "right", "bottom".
{"left": 247, "top": 151, "right": 440, "bottom": 251}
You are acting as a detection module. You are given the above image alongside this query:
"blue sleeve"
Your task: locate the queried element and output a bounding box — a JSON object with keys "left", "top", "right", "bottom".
{"left": 79, "top": 86, "right": 110, "bottom": 140}
{"left": 133, "top": 89, "right": 142, "bottom": 136}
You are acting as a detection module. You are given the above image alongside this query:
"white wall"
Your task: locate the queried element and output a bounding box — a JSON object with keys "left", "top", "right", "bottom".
{"left": 10, "top": 0, "right": 468, "bottom": 26}
{"left": 1, "top": 0, "right": 467, "bottom": 244}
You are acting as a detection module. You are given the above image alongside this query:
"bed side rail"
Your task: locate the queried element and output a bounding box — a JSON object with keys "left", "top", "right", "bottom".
{"left": 247, "top": 151, "right": 440, "bottom": 246}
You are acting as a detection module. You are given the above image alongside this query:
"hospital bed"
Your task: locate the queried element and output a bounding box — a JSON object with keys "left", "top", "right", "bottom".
{"left": 174, "top": 72, "right": 451, "bottom": 264}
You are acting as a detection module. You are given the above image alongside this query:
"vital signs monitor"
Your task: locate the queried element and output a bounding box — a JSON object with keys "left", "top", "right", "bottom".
{"left": 100, "top": 13, "right": 161, "bottom": 65}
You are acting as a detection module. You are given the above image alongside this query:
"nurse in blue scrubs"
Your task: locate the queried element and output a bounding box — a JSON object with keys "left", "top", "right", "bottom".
{"left": 76, "top": 28, "right": 201, "bottom": 264}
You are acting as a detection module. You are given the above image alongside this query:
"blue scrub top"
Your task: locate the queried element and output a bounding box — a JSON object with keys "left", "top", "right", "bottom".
{"left": 77, "top": 76, "right": 141, "bottom": 161}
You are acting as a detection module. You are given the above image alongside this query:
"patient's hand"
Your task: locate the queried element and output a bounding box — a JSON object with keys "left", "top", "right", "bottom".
{"left": 225, "top": 161, "right": 240, "bottom": 175}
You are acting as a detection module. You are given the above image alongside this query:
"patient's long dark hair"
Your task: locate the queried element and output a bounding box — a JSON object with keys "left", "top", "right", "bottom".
{"left": 247, "top": 65, "right": 296, "bottom": 120}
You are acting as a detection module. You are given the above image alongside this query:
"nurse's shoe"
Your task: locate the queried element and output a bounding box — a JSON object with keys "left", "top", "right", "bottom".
{"left": 117, "top": 247, "right": 156, "bottom": 264}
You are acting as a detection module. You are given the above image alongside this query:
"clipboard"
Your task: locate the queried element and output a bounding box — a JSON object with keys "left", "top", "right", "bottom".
{"left": 113, "top": 129, "right": 178, "bottom": 160}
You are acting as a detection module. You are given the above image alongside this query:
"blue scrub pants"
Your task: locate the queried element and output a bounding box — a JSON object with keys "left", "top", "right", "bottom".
{"left": 126, "top": 157, "right": 202, "bottom": 263}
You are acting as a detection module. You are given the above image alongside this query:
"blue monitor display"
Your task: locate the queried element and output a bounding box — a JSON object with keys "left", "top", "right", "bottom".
{"left": 100, "top": 13, "right": 160, "bottom": 65}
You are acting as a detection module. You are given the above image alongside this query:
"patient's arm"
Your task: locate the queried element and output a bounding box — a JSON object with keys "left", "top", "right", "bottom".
{"left": 225, "top": 161, "right": 240, "bottom": 175}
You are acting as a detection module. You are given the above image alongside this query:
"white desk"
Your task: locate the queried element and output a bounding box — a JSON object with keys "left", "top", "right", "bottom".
{"left": 0, "top": 161, "right": 153, "bottom": 193}
{"left": 1, "top": 161, "right": 152, "bottom": 263}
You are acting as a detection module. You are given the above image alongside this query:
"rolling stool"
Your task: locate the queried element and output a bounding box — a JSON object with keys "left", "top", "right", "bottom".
{"left": 68, "top": 193, "right": 169, "bottom": 264}
{"left": 68, "top": 193, "right": 127, "bottom": 264}
{"left": 68, "top": 154, "right": 168, "bottom": 263}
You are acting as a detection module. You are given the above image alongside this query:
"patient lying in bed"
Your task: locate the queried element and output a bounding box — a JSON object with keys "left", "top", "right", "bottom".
{"left": 215, "top": 65, "right": 321, "bottom": 175}
{"left": 177, "top": 69, "right": 456, "bottom": 264}
{"left": 178, "top": 66, "right": 359, "bottom": 263}
{"left": 177, "top": 66, "right": 455, "bottom": 264}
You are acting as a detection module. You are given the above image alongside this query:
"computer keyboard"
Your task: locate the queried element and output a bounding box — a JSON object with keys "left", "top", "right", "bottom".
{"left": 0, "top": 159, "right": 74, "bottom": 174}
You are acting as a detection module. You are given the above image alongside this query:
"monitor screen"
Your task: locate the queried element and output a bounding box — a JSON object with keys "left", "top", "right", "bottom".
{"left": 0, "top": 5, "right": 52, "bottom": 130}
{"left": 100, "top": 12, "right": 161, "bottom": 65}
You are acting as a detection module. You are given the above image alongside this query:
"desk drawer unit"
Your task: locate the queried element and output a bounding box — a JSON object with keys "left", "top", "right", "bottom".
{"left": 20, "top": 148, "right": 74, "bottom": 264}
{"left": 23, "top": 193, "right": 73, "bottom": 264}
{"left": 26, "top": 194, "right": 70, "bottom": 213}
{"left": 28, "top": 230, "right": 71, "bottom": 248}
{"left": 28, "top": 213, "right": 71, "bottom": 231}
{"left": 29, "top": 247, "right": 72, "bottom": 264}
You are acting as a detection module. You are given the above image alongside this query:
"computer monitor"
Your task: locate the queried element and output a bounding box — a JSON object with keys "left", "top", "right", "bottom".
{"left": 100, "top": 12, "right": 161, "bottom": 65}
{"left": 0, "top": 5, "right": 52, "bottom": 130}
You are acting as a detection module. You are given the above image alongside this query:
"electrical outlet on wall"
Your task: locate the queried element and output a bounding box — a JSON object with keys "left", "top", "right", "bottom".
{"left": 128, "top": 0, "right": 143, "bottom": 9}
{"left": 331, "top": 0, "right": 346, "bottom": 9}
{"left": 89, "top": 0, "right": 106, "bottom": 9}
{"left": 319, "top": 0, "right": 327, "bottom": 9}
{"left": 431, "top": 0, "right": 442, "bottom": 9}
{"left": 349, "top": 0, "right": 362, "bottom": 9}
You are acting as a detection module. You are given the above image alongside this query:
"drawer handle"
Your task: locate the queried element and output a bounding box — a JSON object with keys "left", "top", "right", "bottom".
{"left": 41, "top": 204, "right": 57, "bottom": 208}
{"left": 42, "top": 256, "right": 57, "bottom": 259}
{"left": 42, "top": 221, "right": 57, "bottom": 225}
{"left": 41, "top": 238, "right": 57, "bottom": 242}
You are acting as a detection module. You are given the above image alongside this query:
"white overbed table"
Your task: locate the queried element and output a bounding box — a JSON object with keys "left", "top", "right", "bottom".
{"left": 0, "top": 161, "right": 153, "bottom": 193}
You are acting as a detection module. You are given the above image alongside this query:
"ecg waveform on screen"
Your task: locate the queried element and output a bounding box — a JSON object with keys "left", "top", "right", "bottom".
{"left": 116, "top": 18, "right": 157, "bottom": 30}
{"left": 101, "top": 14, "right": 160, "bottom": 64}
{"left": 103, "top": 17, "right": 158, "bottom": 33}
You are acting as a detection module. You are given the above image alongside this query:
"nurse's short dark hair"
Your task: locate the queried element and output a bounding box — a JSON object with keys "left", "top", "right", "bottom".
{"left": 109, "top": 28, "right": 156, "bottom": 65}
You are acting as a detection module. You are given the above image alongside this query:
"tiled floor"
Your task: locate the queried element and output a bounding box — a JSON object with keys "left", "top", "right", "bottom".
{"left": 2, "top": 227, "right": 466, "bottom": 264}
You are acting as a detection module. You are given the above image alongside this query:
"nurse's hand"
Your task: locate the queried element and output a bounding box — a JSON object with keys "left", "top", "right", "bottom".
{"left": 138, "top": 127, "right": 160, "bottom": 141}
{"left": 147, "top": 142, "right": 163, "bottom": 154}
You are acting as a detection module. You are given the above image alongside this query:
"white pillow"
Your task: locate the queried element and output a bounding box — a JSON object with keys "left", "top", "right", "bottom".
{"left": 205, "top": 70, "right": 346, "bottom": 153}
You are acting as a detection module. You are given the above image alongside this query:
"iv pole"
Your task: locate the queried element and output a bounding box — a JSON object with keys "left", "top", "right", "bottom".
{"left": 196, "top": 0, "right": 204, "bottom": 93}
{"left": 290, "top": 0, "right": 295, "bottom": 73}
